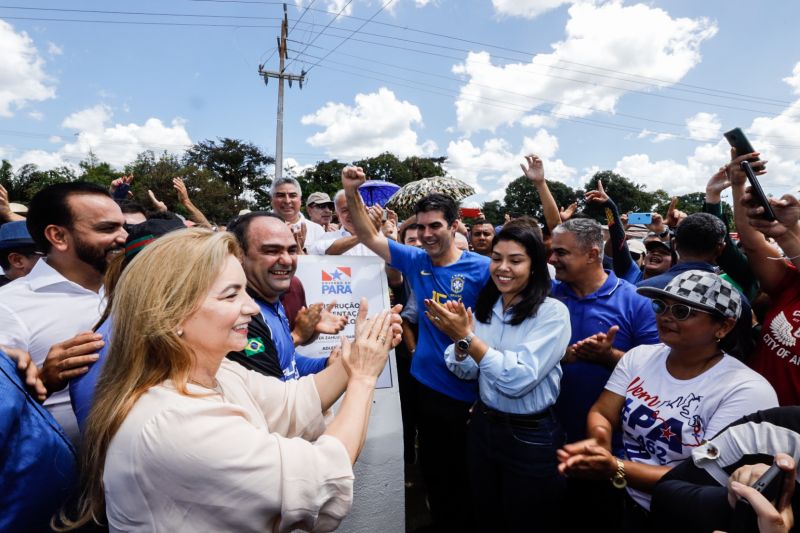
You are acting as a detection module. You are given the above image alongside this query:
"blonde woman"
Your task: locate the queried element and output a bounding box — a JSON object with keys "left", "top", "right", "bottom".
{"left": 62, "top": 229, "right": 395, "bottom": 532}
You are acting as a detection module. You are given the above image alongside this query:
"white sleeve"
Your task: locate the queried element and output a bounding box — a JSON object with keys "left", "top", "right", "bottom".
{"left": 141, "top": 405, "right": 354, "bottom": 533}
{"left": 222, "top": 361, "right": 327, "bottom": 440}
{"left": 0, "top": 302, "right": 29, "bottom": 352}
{"left": 605, "top": 347, "right": 639, "bottom": 396}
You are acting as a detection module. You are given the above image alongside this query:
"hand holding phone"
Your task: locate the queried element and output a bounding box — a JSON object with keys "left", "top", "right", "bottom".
{"left": 723, "top": 128, "right": 776, "bottom": 221}
{"left": 729, "top": 462, "right": 789, "bottom": 533}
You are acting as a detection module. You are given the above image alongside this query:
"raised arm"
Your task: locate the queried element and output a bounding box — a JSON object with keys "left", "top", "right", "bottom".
{"left": 745, "top": 192, "right": 800, "bottom": 271}
{"left": 703, "top": 166, "right": 758, "bottom": 298}
{"left": 174, "top": 178, "right": 212, "bottom": 229}
{"left": 0, "top": 184, "right": 25, "bottom": 222}
{"left": 521, "top": 155, "right": 561, "bottom": 232}
{"left": 585, "top": 180, "right": 634, "bottom": 279}
{"left": 728, "top": 151, "right": 788, "bottom": 294}
{"left": 341, "top": 167, "right": 391, "bottom": 262}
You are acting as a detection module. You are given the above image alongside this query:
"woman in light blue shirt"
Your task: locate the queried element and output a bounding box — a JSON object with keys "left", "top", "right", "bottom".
{"left": 425, "top": 222, "right": 571, "bottom": 532}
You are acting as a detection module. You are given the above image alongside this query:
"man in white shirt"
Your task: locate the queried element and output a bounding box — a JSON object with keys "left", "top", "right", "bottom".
{"left": 308, "top": 190, "right": 379, "bottom": 256}
{"left": 0, "top": 182, "right": 127, "bottom": 442}
{"left": 271, "top": 177, "right": 325, "bottom": 251}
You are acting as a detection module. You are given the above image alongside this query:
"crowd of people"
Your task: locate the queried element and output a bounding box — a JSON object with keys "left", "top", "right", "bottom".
{"left": 0, "top": 146, "right": 799, "bottom": 533}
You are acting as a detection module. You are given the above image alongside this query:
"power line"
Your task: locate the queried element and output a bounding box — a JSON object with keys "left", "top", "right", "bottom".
{"left": 183, "top": 0, "right": 791, "bottom": 106}
{"left": 0, "top": 15, "right": 280, "bottom": 29}
{"left": 2, "top": 5, "right": 790, "bottom": 107}
{"left": 282, "top": 0, "right": 354, "bottom": 70}
{"left": 287, "top": 0, "right": 317, "bottom": 35}
{"left": 301, "top": 0, "right": 396, "bottom": 74}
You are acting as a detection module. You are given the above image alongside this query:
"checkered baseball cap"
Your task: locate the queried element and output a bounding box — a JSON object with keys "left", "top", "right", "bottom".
{"left": 637, "top": 270, "right": 741, "bottom": 319}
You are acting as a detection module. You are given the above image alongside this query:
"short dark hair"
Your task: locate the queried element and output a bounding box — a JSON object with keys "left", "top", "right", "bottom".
{"left": 414, "top": 193, "right": 458, "bottom": 226}
{"left": 675, "top": 213, "right": 726, "bottom": 257}
{"left": 470, "top": 219, "right": 495, "bottom": 231}
{"left": 475, "top": 224, "right": 551, "bottom": 327}
{"left": 26, "top": 181, "right": 111, "bottom": 253}
{"left": 502, "top": 216, "right": 543, "bottom": 242}
{"left": 226, "top": 211, "right": 284, "bottom": 253}
{"left": 116, "top": 199, "right": 146, "bottom": 216}
{"left": 0, "top": 245, "right": 38, "bottom": 270}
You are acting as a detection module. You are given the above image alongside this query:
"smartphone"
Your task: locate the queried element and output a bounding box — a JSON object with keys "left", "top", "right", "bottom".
{"left": 730, "top": 463, "right": 787, "bottom": 533}
{"left": 459, "top": 207, "right": 482, "bottom": 219}
{"left": 627, "top": 212, "right": 652, "bottom": 225}
{"left": 723, "top": 127, "right": 776, "bottom": 221}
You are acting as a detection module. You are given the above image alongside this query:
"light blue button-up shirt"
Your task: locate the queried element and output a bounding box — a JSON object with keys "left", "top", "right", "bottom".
{"left": 444, "top": 297, "right": 571, "bottom": 415}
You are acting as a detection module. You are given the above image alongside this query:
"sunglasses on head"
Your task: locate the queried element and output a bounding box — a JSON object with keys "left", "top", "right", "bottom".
{"left": 651, "top": 299, "right": 717, "bottom": 321}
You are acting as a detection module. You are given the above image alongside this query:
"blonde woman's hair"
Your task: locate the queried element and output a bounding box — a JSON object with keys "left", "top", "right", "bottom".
{"left": 58, "top": 228, "right": 242, "bottom": 529}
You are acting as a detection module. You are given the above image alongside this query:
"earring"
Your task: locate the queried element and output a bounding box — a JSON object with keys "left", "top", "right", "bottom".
{"left": 177, "top": 329, "right": 184, "bottom": 337}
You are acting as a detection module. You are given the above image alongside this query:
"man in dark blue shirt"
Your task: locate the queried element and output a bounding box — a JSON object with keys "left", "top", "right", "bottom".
{"left": 228, "top": 212, "right": 335, "bottom": 379}
{"left": 342, "top": 166, "right": 489, "bottom": 532}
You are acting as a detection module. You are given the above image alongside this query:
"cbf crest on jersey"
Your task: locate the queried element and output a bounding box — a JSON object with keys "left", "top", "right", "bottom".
{"left": 450, "top": 274, "right": 465, "bottom": 294}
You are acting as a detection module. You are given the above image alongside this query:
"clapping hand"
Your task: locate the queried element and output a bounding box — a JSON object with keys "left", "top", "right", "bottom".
{"left": 557, "top": 438, "right": 617, "bottom": 479}
{"left": 424, "top": 299, "right": 473, "bottom": 341}
{"left": 147, "top": 189, "right": 168, "bottom": 212}
{"left": 173, "top": 177, "right": 191, "bottom": 205}
{"left": 569, "top": 326, "right": 619, "bottom": 366}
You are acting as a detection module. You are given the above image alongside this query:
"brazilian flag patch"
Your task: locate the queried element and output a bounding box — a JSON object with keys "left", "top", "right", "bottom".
{"left": 244, "top": 337, "right": 265, "bottom": 357}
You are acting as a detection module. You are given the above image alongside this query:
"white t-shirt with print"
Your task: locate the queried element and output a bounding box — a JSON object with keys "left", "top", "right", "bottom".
{"left": 605, "top": 343, "right": 778, "bottom": 510}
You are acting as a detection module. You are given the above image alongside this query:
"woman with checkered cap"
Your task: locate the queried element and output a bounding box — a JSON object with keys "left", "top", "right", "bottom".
{"left": 557, "top": 270, "right": 778, "bottom": 532}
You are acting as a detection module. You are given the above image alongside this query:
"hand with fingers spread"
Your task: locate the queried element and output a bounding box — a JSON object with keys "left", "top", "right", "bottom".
{"left": 292, "top": 304, "right": 324, "bottom": 346}
{"left": 39, "top": 332, "right": 104, "bottom": 393}
{"left": 521, "top": 154, "right": 545, "bottom": 185}
{"left": 706, "top": 166, "right": 732, "bottom": 204}
{"left": 147, "top": 189, "right": 168, "bottom": 212}
{"left": 569, "top": 325, "right": 621, "bottom": 367}
{"left": 316, "top": 302, "right": 348, "bottom": 335}
{"left": 2, "top": 345, "right": 47, "bottom": 402}
{"left": 173, "top": 177, "right": 190, "bottom": 205}
{"left": 341, "top": 310, "right": 393, "bottom": 383}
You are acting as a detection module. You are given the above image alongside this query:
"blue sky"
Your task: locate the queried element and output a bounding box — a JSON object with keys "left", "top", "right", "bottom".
{"left": 1, "top": 0, "right": 799, "bottom": 206}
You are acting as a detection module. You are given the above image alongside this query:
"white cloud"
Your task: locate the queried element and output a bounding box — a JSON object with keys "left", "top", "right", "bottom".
{"left": 637, "top": 129, "right": 677, "bottom": 143}
{"left": 492, "top": 0, "right": 574, "bottom": 19}
{"left": 301, "top": 87, "right": 437, "bottom": 158}
{"left": 47, "top": 42, "right": 63, "bottom": 56}
{"left": 452, "top": 1, "right": 717, "bottom": 133}
{"left": 611, "top": 63, "right": 800, "bottom": 196}
{"left": 0, "top": 20, "right": 57, "bottom": 117}
{"left": 686, "top": 111, "right": 721, "bottom": 140}
{"left": 445, "top": 128, "right": 577, "bottom": 201}
{"left": 12, "top": 104, "right": 192, "bottom": 170}
{"left": 28, "top": 110, "right": 44, "bottom": 121}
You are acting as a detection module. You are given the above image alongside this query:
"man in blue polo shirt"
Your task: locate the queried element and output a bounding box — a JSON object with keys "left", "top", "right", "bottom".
{"left": 549, "top": 217, "right": 658, "bottom": 531}
{"left": 342, "top": 166, "right": 489, "bottom": 532}
{"left": 228, "top": 212, "right": 334, "bottom": 379}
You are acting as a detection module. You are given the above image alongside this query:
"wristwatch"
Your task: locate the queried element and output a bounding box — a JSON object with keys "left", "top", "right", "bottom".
{"left": 611, "top": 458, "right": 627, "bottom": 489}
{"left": 456, "top": 333, "right": 474, "bottom": 353}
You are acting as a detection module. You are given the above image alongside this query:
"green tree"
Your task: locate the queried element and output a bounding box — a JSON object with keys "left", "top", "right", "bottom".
{"left": 6, "top": 164, "right": 77, "bottom": 203}
{"left": 183, "top": 138, "right": 274, "bottom": 206}
{"left": 402, "top": 155, "right": 446, "bottom": 184}
{"left": 77, "top": 152, "right": 120, "bottom": 187}
{"left": 479, "top": 199, "right": 504, "bottom": 226}
{"left": 353, "top": 152, "right": 411, "bottom": 184}
{"left": 503, "top": 176, "right": 577, "bottom": 220}
{"left": 297, "top": 159, "right": 347, "bottom": 201}
{"left": 582, "top": 171, "right": 658, "bottom": 221}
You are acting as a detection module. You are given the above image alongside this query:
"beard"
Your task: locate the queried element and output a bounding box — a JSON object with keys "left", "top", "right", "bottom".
{"left": 74, "top": 234, "right": 120, "bottom": 274}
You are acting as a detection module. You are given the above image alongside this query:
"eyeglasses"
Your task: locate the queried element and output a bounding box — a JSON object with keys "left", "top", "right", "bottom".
{"left": 651, "top": 299, "right": 716, "bottom": 321}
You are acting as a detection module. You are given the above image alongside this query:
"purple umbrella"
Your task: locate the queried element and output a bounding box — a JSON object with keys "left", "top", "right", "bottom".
{"left": 358, "top": 180, "right": 401, "bottom": 207}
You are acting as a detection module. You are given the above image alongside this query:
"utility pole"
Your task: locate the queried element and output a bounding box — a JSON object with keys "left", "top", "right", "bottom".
{"left": 258, "top": 3, "right": 305, "bottom": 181}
